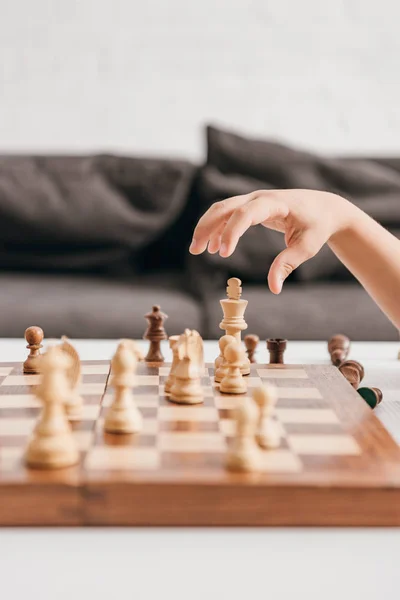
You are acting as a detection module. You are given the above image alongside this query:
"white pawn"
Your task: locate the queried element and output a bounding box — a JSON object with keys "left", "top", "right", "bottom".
{"left": 164, "top": 335, "right": 180, "bottom": 394}
{"left": 25, "top": 346, "right": 79, "bottom": 469}
{"left": 253, "top": 385, "right": 281, "bottom": 449}
{"left": 214, "top": 334, "right": 236, "bottom": 383}
{"left": 220, "top": 342, "right": 247, "bottom": 395}
{"left": 104, "top": 341, "right": 142, "bottom": 434}
{"left": 226, "top": 396, "right": 261, "bottom": 472}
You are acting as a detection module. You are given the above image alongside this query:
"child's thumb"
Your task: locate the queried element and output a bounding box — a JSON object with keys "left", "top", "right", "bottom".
{"left": 268, "top": 238, "right": 320, "bottom": 294}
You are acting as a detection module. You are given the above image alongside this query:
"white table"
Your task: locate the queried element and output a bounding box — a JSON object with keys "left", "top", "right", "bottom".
{"left": 1, "top": 339, "right": 400, "bottom": 600}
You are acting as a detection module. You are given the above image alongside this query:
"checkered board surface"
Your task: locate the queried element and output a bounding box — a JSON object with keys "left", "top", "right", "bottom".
{"left": 1, "top": 360, "right": 400, "bottom": 526}
{"left": 0, "top": 361, "right": 109, "bottom": 476}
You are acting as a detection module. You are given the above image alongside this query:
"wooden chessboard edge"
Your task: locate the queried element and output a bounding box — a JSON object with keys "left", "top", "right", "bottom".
{"left": 76, "top": 482, "right": 400, "bottom": 526}
{"left": 1, "top": 481, "right": 400, "bottom": 527}
{"left": 0, "top": 484, "right": 81, "bottom": 526}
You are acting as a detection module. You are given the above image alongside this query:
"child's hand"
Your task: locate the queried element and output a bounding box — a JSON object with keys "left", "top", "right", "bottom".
{"left": 189, "top": 189, "right": 353, "bottom": 294}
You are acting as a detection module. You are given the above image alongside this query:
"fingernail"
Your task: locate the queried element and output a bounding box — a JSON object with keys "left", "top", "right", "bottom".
{"left": 220, "top": 243, "right": 228, "bottom": 256}
{"left": 189, "top": 239, "right": 197, "bottom": 253}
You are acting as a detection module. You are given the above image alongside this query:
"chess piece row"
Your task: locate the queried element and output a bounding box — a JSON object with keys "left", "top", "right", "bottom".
{"left": 141, "top": 279, "right": 289, "bottom": 369}
{"left": 164, "top": 329, "right": 252, "bottom": 404}
{"left": 328, "top": 334, "right": 383, "bottom": 408}
{"left": 25, "top": 336, "right": 144, "bottom": 470}
{"left": 244, "top": 336, "right": 288, "bottom": 365}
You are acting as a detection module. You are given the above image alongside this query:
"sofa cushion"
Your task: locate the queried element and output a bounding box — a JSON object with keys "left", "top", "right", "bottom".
{"left": 204, "top": 282, "right": 397, "bottom": 341}
{"left": 205, "top": 125, "right": 400, "bottom": 282}
{"left": 0, "top": 155, "right": 196, "bottom": 272}
{"left": 0, "top": 272, "right": 202, "bottom": 338}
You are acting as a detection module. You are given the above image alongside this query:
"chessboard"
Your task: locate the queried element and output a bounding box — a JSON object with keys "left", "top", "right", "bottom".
{"left": 1, "top": 359, "right": 400, "bottom": 526}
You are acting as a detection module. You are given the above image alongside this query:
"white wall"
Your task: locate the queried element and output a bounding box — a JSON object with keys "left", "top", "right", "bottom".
{"left": 1, "top": 0, "right": 400, "bottom": 160}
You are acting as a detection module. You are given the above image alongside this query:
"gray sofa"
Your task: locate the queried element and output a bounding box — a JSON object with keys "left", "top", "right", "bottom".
{"left": 0, "top": 126, "right": 399, "bottom": 341}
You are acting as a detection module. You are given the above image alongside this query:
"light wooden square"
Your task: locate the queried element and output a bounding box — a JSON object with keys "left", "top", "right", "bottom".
{"left": 142, "top": 418, "right": 159, "bottom": 435}
{"left": 158, "top": 406, "right": 219, "bottom": 422}
{"left": 85, "top": 447, "right": 160, "bottom": 470}
{"left": 136, "top": 376, "right": 160, "bottom": 386}
{"left": 78, "top": 383, "right": 107, "bottom": 395}
{"left": 214, "top": 396, "right": 245, "bottom": 410}
{"left": 257, "top": 369, "right": 308, "bottom": 379}
{"left": 261, "top": 449, "right": 303, "bottom": 473}
{"left": 69, "top": 404, "right": 100, "bottom": 421}
{"left": 72, "top": 430, "right": 94, "bottom": 451}
{"left": 0, "top": 394, "right": 40, "bottom": 408}
{"left": 136, "top": 395, "right": 160, "bottom": 408}
{"left": 2, "top": 375, "right": 41, "bottom": 386}
{"left": 276, "top": 408, "right": 339, "bottom": 424}
{"left": 0, "top": 418, "right": 35, "bottom": 436}
{"left": 220, "top": 418, "right": 284, "bottom": 438}
{"left": 245, "top": 377, "right": 265, "bottom": 388}
{"left": 0, "top": 447, "right": 24, "bottom": 471}
{"left": 158, "top": 432, "right": 226, "bottom": 452}
{"left": 288, "top": 434, "right": 361, "bottom": 455}
{"left": 81, "top": 365, "right": 110, "bottom": 375}
{"left": 0, "top": 367, "right": 14, "bottom": 376}
{"left": 277, "top": 387, "right": 323, "bottom": 399}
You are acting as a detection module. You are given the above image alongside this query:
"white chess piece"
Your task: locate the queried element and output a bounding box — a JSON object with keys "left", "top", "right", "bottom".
{"left": 119, "top": 339, "right": 144, "bottom": 362}
{"left": 253, "top": 385, "right": 282, "bottom": 449}
{"left": 25, "top": 346, "right": 79, "bottom": 469}
{"left": 170, "top": 330, "right": 204, "bottom": 404}
{"left": 214, "top": 334, "right": 236, "bottom": 383}
{"left": 219, "top": 278, "right": 250, "bottom": 376}
{"left": 220, "top": 342, "right": 247, "bottom": 395}
{"left": 164, "top": 335, "right": 180, "bottom": 394}
{"left": 60, "top": 336, "right": 83, "bottom": 419}
{"left": 226, "top": 396, "right": 261, "bottom": 472}
{"left": 104, "top": 341, "right": 142, "bottom": 434}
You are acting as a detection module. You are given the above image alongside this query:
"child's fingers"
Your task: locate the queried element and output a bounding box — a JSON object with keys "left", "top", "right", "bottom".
{"left": 268, "top": 235, "right": 323, "bottom": 294}
{"left": 219, "top": 197, "right": 289, "bottom": 257}
{"left": 207, "top": 228, "right": 224, "bottom": 254}
{"left": 189, "top": 193, "right": 257, "bottom": 255}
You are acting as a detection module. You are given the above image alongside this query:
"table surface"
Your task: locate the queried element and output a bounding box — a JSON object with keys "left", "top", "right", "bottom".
{"left": 2, "top": 338, "right": 400, "bottom": 600}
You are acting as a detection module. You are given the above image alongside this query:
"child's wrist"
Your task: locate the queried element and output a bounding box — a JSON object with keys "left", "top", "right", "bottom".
{"left": 329, "top": 195, "right": 364, "bottom": 242}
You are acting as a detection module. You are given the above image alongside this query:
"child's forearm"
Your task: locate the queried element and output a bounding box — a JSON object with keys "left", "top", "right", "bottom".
{"left": 329, "top": 203, "right": 400, "bottom": 329}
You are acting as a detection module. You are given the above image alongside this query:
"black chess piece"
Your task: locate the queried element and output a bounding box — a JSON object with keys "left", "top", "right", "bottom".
{"left": 339, "top": 360, "right": 364, "bottom": 389}
{"left": 328, "top": 334, "right": 351, "bottom": 366}
{"left": 244, "top": 334, "right": 259, "bottom": 364}
{"left": 357, "top": 387, "right": 383, "bottom": 409}
{"left": 266, "top": 338, "right": 287, "bottom": 364}
{"left": 143, "top": 306, "right": 168, "bottom": 362}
